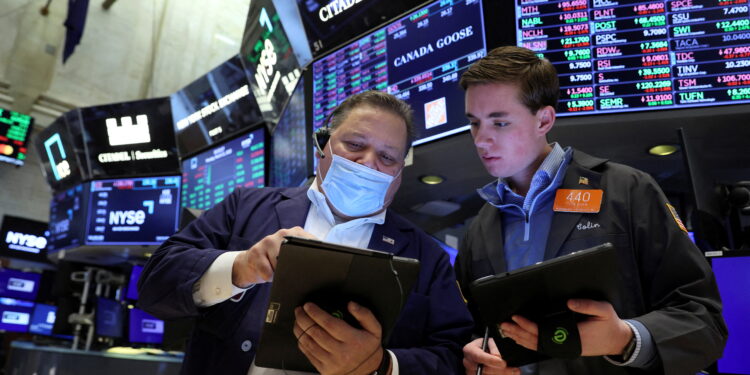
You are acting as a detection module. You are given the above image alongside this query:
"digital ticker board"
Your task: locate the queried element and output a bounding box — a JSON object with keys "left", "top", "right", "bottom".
{"left": 312, "top": 0, "right": 487, "bottom": 145}
{"left": 181, "top": 128, "right": 266, "bottom": 211}
{"left": 516, "top": 0, "right": 750, "bottom": 115}
{"left": 0, "top": 107, "right": 33, "bottom": 166}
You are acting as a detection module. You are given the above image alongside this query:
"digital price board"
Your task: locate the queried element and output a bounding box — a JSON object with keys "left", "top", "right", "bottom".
{"left": 84, "top": 176, "right": 181, "bottom": 246}
{"left": 241, "top": 0, "right": 302, "bottom": 122}
{"left": 171, "top": 55, "right": 264, "bottom": 157}
{"left": 515, "top": 0, "right": 750, "bottom": 115}
{"left": 311, "top": 0, "right": 487, "bottom": 145}
{"left": 47, "top": 184, "right": 87, "bottom": 252}
{"left": 271, "top": 76, "right": 310, "bottom": 187}
{"left": 181, "top": 128, "right": 266, "bottom": 211}
{"left": 0, "top": 107, "right": 33, "bottom": 166}
{"left": 296, "top": 0, "right": 426, "bottom": 58}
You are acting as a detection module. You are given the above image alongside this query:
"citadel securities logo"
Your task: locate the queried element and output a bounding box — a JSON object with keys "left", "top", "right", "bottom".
{"left": 105, "top": 115, "right": 151, "bottom": 146}
{"left": 318, "top": 0, "right": 364, "bottom": 22}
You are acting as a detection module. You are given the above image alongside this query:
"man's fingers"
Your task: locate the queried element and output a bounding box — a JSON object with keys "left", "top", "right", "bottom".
{"left": 500, "top": 321, "right": 538, "bottom": 351}
{"left": 511, "top": 315, "right": 538, "bottom": 335}
{"left": 348, "top": 302, "right": 381, "bottom": 337}
{"left": 303, "top": 302, "right": 351, "bottom": 342}
{"left": 464, "top": 339, "right": 506, "bottom": 368}
{"left": 568, "top": 299, "right": 611, "bottom": 318}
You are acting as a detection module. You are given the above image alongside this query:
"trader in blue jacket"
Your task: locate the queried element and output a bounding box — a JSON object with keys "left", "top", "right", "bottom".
{"left": 138, "top": 90, "right": 473, "bottom": 375}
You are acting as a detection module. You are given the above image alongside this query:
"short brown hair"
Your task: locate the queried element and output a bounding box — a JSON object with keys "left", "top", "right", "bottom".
{"left": 328, "top": 90, "right": 415, "bottom": 156}
{"left": 460, "top": 46, "right": 559, "bottom": 113}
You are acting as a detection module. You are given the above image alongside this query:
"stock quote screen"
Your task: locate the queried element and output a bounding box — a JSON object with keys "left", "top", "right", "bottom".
{"left": 85, "top": 176, "right": 181, "bottom": 246}
{"left": 0, "top": 107, "right": 33, "bottom": 166}
{"left": 271, "top": 77, "right": 309, "bottom": 187}
{"left": 312, "top": 0, "right": 486, "bottom": 145}
{"left": 48, "top": 185, "right": 87, "bottom": 252}
{"left": 516, "top": 0, "right": 750, "bottom": 115}
{"left": 181, "top": 128, "right": 266, "bottom": 211}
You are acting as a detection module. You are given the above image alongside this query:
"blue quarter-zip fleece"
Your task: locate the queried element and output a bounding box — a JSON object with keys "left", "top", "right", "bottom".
{"left": 477, "top": 144, "right": 572, "bottom": 271}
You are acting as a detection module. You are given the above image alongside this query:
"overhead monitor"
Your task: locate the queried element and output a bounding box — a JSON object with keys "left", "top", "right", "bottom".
{"left": 271, "top": 76, "right": 311, "bottom": 187}
{"left": 515, "top": 1, "right": 750, "bottom": 115}
{"left": 0, "top": 107, "right": 33, "bottom": 167}
{"left": 241, "top": 0, "right": 302, "bottom": 122}
{"left": 125, "top": 264, "right": 143, "bottom": 301}
{"left": 78, "top": 97, "right": 180, "bottom": 179}
{"left": 181, "top": 128, "right": 266, "bottom": 211}
{"left": 296, "top": 0, "right": 426, "bottom": 58}
{"left": 707, "top": 250, "right": 750, "bottom": 375}
{"left": 35, "top": 113, "right": 85, "bottom": 191}
{"left": 0, "top": 215, "right": 51, "bottom": 264}
{"left": 311, "top": 0, "right": 487, "bottom": 145}
{"left": 128, "top": 307, "right": 164, "bottom": 345}
{"left": 171, "top": 55, "right": 265, "bottom": 157}
{"left": 84, "top": 176, "right": 181, "bottom": 246}
{"left": 28, "top": 303, "right": 57, "bottom": 336}
{"left": 0, "top": 268, "right": 41, "bottom": 301}
{"left": 95, "top": 297, "right": 125, "bottom": 339}
{"left": 47, "top": 184, "right": 88, "bottom": 252}
{"left": 0, "top": 297, "right": 34, "bottom": 333}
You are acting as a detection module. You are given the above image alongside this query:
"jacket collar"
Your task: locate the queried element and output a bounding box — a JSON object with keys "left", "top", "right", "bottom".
{"left": 275, "top": 187, "right": 311, "bottom": 229}
{"left": 275, "top": 187, "right": 411, "bottom": 256}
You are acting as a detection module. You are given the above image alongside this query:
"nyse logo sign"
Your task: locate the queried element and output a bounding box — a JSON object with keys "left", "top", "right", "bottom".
{"left": 43, "top": 133, "right": 71, "bottom": 181}
{"left": 106, "top": 115, "right": 151, "bottom": 146}
{"left": 5, "top": 231, "right": 47, "bottom": 254}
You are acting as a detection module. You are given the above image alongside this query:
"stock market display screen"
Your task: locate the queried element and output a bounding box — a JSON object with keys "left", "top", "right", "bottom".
{"left": 78, "top": 98, "right": 180, "bottom": 179}
{"left": 29, "top": 303, "right": 57, "bottom": 336}
{"left": 84, "top": 176, "right": 181, "bottom": 246}
{"left": 241, "top": 0, "right": 301, "bottom": 122}
{"left": 181, "top": 128, "right": 266, "bottom": 211}
{"left": 36, "top": 115, "right": 85, "bottom": 191}
{"left": 0, "top": 269, "right": 40, "bottom": 301}
{"left": 0, "top": 215, "right": 50, "bottom": 264}
{"left": 128, "top": 307, "right": 164, "bottom": 344}
{"left": 516, "top": 0, "right": 750, "bottom": 115}
{"left": 271, "top": 77, "right": 310, "bottom": 187}
{"left": 0, "top": 297, "right": 34, "bottom": 333}
{"left": 171, "top": 55, "right": 264, "bottom": 157}
{"left": 48, "top": 185, "right": 87, "bottom": 252}
{"left": 312, "top": 0, "right": 487, "bottom": 145}
{"left": 0, "top": 107, "right": 33, "bottom": 166}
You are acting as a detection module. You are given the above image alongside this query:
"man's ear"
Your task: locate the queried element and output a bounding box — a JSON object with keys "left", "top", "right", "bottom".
{"left": 536, "top": 106, "right": 556, "bottom": 136}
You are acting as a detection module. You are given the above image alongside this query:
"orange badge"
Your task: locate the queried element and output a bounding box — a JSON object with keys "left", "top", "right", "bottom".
{"left": 553, "top": 189, "right": 604, "bottom": 213}
{"left": 666, "top": 203, "right": 688, "bottom": 233}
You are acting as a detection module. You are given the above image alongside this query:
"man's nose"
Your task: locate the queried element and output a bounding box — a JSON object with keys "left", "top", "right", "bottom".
{"left": 473, "top": 123, "right": 494, "bottom": 148}
{"left": 357, "top": 151, "right": 379, "bottom": 170}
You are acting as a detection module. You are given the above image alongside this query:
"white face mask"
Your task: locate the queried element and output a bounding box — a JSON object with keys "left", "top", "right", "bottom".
{"left": 319, "top": 143, "right": 400, "bottom": 217}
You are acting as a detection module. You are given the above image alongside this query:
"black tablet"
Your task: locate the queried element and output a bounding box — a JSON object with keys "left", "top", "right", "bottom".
{"left": 469, "top": 242, "right": 621, "bottom": 367}
{"left": 254, "top": 236, "right": 421, "bottom": 372}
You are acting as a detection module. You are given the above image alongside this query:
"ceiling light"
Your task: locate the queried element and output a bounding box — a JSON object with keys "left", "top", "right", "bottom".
{"left": 648, "top": 144, "right": 678, "bottom": 156}
{"left": 420, "top": 175, "right": 444, "bottom": 185}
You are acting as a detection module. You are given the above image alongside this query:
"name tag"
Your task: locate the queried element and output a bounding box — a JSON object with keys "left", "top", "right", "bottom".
{"left": 553, "top": 189, "right": 603, "bottom": 213}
